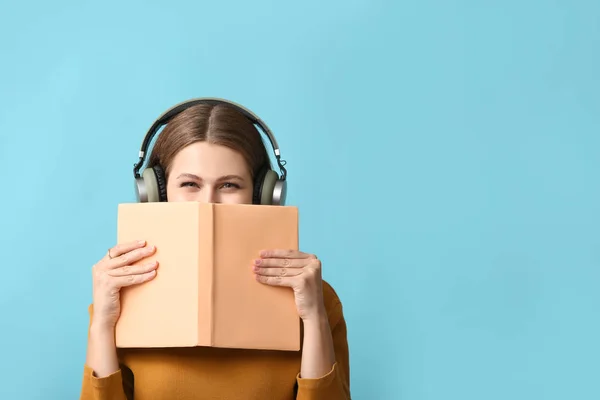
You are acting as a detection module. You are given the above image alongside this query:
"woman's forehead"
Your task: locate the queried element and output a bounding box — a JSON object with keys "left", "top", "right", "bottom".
{"left": 169, "top": 142, "right": 251, "bottom": 178}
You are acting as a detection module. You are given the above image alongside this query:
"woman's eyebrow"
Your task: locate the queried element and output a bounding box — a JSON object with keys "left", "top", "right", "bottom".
{"left": 176, "top": 173, "right": 202, "bottom": 180}
{"left": 176, "top": 173, "right": 245, "bottom": 181}
{"left": 218, "top": 175, "right": 244, "bottom": 181}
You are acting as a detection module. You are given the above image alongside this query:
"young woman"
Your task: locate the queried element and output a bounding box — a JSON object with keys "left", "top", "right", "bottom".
{"left": 79, "top": 98, "right": 351, "bottom": 400}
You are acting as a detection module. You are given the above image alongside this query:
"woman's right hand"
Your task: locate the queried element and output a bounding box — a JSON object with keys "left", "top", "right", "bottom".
{"left": 91, "top": 240, "right": 158, "bottom": 330}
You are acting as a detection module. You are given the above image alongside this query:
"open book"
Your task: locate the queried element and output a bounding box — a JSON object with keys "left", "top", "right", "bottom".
{"left": 114, "top": 202, "right": 300, "bottom": 351}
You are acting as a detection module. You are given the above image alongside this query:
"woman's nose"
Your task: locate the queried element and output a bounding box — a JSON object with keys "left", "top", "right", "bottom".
{"left": 197, "top": 187, "right": 218, "bottom": 204}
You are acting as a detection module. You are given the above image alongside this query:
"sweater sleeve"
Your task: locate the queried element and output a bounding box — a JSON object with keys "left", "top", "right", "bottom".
{"left": 78, "top": 305, "right": 133, "bottom": 400}
{"left": 79, "top": 364, "right": 129, "bottom": 400}
{"left": 295, "top": 301, "right": 351, "bottom": 400}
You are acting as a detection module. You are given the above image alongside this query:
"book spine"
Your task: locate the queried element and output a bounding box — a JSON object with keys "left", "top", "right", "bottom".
{"left": 209, "top": 203, "right": 215, "bottom": 346}
{"left": 197, "top": 203, "right": 215, "bottom": 347}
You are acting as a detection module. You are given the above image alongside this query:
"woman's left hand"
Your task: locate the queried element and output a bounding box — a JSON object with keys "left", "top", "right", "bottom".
{"left": 253, "top": 249, "right": 326, "bottom": 321}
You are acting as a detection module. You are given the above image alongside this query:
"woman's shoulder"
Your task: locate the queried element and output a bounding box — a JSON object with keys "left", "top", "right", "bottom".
{"left": 321, "top": 280, "right": 345, "bottom": 320}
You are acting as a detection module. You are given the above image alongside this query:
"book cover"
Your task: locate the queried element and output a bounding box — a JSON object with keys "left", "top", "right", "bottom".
{"left": 114, "top": 202, "right": 300, "bottom": 351}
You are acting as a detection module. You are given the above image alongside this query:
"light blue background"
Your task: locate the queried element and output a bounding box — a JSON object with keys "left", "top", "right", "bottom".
{"left": 0, "top": 1, "right": 598, "bottom": 399}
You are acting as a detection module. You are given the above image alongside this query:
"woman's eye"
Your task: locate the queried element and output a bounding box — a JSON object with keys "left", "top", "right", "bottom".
{"left": 221, "top": 182, "right": 240, "bottom": 189}
{"left": 180, "top": 181, "right": 199, "bottom": 188}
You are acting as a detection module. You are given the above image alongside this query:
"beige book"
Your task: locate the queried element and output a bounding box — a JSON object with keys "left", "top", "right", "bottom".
{"left": 114, "top": 202, "right": 300, "bottom": 351}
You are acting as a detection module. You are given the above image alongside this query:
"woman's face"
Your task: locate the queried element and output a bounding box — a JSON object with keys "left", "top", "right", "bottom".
{"left": 166, "top": 141, "right": 254, "bottom": 204}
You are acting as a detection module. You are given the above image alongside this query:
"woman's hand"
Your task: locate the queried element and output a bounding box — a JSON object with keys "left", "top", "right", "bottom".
{"left": 252, "top": 249, "right": 326, "bottom": 321}
{"left": 91, "top": 240, "right": 158, "bottom": 330}
{"left": 253, "top": 249, "right": 338, "bottom": 380}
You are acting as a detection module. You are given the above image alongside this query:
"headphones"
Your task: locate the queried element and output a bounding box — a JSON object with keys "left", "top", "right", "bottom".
{"left": 132, "top": 97, "right": 288, "bottom": 205}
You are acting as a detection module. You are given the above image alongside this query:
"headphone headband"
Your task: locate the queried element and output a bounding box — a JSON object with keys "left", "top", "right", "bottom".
{"left": 132, "top": 97, "right": 287, "bottom": 181}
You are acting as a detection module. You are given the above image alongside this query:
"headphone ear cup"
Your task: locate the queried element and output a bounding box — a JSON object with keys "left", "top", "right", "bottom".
{"left": 252, "top": 167, "right": 267, "bottom": 205}
{"left": 254, "top": 168, "right": 278, "bottom": 205}
{"left": 153, "top": 165, "right": 168, "bottom": 202}
{"left": 272, "top": 178, "right": 287, "bottom": 206}
{"left": 140, "top": 166, "right": 167, "bottom": 202}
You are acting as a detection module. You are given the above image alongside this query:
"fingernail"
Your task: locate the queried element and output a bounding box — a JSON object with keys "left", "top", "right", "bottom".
{"left": 254, "top": 259, "right": 262, "bottom": 265}
{"left": 138, "top": 240, "right": 146, "bottom": 245}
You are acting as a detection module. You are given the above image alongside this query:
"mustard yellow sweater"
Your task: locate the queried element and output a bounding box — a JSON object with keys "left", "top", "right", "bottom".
{"left": 78, "top": 281, "right": 350, "bottom": 400}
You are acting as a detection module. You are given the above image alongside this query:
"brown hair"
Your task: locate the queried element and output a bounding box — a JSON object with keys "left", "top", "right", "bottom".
{"left": 147, "top": 104, "right": 272, "bottom": 181}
